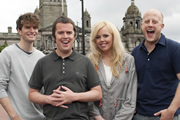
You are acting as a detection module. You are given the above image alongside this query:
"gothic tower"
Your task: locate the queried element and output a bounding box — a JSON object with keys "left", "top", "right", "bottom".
{"left": 120, "top": 0, "right": 144, "bottom": 52}
{"left": 84, "top": 9, "right": 91, "bottom": 33}
{"left": 38, "top": 0, "right": 68, "bottom": 29}
{"left": 62, "top": 0, "right": 68, "bottom": 16}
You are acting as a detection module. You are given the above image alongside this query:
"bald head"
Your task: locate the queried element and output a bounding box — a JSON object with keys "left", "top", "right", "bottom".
{"left": 143, "top": 9, "right": 164, "bottom": 24}
{"left": 141, "top": 8, "right": 164, "bottom": 44}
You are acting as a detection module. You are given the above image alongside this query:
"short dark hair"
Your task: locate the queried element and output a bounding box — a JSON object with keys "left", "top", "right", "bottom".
{"left": 52, "top": 16, "right": 76, "bottom": 39}
{"left": 16, "top": 12, "right": 40, "bottom": 30}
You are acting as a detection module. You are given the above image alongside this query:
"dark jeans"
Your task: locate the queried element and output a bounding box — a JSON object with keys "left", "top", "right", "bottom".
{"left": 133, "top": 113, "right": 180, "bottom": 120}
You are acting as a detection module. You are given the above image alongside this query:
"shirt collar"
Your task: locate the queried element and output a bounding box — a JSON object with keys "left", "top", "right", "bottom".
{"left": 139, "top": 33, "right": 166, "bottom": 50}
{"left": 156, "top": 33, "right": 166, "bottom": 46}
{"left": 52, "top": 48, "right": 76, "bottom": 61}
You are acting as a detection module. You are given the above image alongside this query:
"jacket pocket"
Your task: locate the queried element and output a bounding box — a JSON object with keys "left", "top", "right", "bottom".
{"left": 115, "top": 98, "right": 125, "bottom": 111}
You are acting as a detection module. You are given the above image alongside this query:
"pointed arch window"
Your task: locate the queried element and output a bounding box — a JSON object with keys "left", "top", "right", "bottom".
{"left": 130, "top": 21, "right": 133, "bottom": 26}
{"left": 86, "top": 20, "right": 89, "bottom": 27}
{"left": 48, "top": 36, "right": 52, "bottom": 50}
{"left": 136, "top": 20, "right": 140, "bottom": 29}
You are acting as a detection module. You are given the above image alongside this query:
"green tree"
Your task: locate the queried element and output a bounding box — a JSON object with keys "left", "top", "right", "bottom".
{"left": 0, "top": 41, "right": 8, "bottom": 52}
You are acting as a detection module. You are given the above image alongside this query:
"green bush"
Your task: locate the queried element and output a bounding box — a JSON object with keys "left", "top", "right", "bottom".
{"left": 0, "top": 44, "right": 8, "bottom": 52}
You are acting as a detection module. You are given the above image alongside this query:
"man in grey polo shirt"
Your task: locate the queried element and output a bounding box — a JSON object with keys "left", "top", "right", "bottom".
{"left": 28, "top": 16, "right": 102, "bottom": 120}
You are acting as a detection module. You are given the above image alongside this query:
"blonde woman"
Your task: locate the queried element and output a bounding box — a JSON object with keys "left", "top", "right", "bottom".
{"left": 88, "top": 21, "right": 137, "bottom": 120}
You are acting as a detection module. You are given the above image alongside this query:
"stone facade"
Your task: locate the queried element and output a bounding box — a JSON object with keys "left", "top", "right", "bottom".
{"left": 0, "top": 27, "right": 19, "bottom": 46}
{"left": 34, "top": 0, "right": 91, "bottom": 54}
{"left": 0, "top": 0, "right": 143, "bottom": 54}
{"left": 121, "top": 0, "right": 144, "bottom": 52}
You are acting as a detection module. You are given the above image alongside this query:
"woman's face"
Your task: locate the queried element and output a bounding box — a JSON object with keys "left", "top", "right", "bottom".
{"left": 95, "top": 26, "right": 113, "bottom": 54}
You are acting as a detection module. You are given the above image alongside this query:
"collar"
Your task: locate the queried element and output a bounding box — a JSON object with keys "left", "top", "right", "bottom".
{"left": 139, "top": 33, "right": 166, "bottom": 50}
{"left": 156, "top": 33, "right": 166, "bottom": 46}
{"left": 15, "top": 43, "right": 33, "bottom": 55}
{"left": 52, "top": 48, "right": 77, "bottom": 61}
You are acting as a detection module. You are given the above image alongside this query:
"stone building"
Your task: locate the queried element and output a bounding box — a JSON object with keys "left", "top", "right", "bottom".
{"left": 0, "top": 0, "right": 143, "bottom": 54}
{"left": 121, "top": 0, "right": 144, "bottom": 52}
{"left": 34, "top": 0, "right": 91, "bottom": 54}
{"left": 0, "top": 27, "right": 20, "bottom": 46}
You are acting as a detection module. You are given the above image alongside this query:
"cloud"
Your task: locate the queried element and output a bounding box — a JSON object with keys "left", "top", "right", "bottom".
{"left": 163, "top": 13, "right": 180, "bottom": 41}
{"left": 0, "top": 0, "right": 180, "bottom": 42}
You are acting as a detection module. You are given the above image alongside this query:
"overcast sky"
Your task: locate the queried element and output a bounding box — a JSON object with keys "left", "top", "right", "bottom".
{"left": 0, "top": 0, "right": 180, "bottom": 41}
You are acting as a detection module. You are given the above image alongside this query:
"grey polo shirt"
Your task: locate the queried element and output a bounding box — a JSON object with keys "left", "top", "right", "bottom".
{"left": 29, "top": 49, "right": 100, "bottom": 120}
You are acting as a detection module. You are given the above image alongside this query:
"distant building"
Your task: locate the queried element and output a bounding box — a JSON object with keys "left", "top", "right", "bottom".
{"left": 34, "top": 0, "right": 91, "bottom": 54}
{"left": 121, "top": 0, "right": 144, "bottom": 52}
{"left": 0, "top": 27, "right": 19, "bottom": 46}
{"left": 0, "top": 0, "right": 143, "bottom": 54}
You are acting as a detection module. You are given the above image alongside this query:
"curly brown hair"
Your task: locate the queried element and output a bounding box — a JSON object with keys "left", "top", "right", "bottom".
{"left": 16, "top": 12, "right": 40, "bottom": 30}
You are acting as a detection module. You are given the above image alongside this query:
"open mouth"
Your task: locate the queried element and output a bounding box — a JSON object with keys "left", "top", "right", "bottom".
{"left": 147, "top": 30, "right": 155, "bottom": 37}
{"left": 28, "top": 33, "right": 36, "bottom": 38}
{"left": 100, "top": 42, "right": 107, "bottom": 47}
{"left": 61, "top": 40, "right": 70, "bottom": 44}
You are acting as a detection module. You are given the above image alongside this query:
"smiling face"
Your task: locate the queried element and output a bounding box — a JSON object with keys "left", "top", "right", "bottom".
{"left": 141, "top": 9, "right": 164, "bottom": 44}
{"left": 95, "top": 26, "right": 113, "bottom": 54}
{"left": 18, "top": 23, "right": 38, "bottom": 43}
{"left": 55, "top": 23, "right": 75, "bottom": 57}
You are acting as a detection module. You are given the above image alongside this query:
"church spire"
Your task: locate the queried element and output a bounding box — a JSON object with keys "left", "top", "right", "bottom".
{"left": 131, "top": 0, "right": 134, "bottom": 5}
{"left": 62, "top": 0, "right": 68, "bottom": 16}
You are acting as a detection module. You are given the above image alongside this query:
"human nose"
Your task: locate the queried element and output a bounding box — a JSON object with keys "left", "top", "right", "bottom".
{"left": 100, "top": 36, "right": 104, "bottom": 41}
{"left": 63, "top": 33, "right": 68, "bottom": 38}
{"left": 29, "top": 27, "right": 35, "bottom": 32}
{"left": 148, "top": 21, "right": 153, "bottom": 26}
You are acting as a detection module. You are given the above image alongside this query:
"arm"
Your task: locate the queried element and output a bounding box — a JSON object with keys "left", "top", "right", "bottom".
{"left": 0, "top": 50, "right": 22, "bottom": 120}
{"left": 69, "top": 85, "right": 102, "bottom": 102}
{"left": 28, "top": 87, "right": 68, "bottom": 108}
{"left": 53, "top": 85, "right": 102, "bottom": 107}
{"left": 0, "top": 97, "right": 23, "bottom": 120}
{"left": 29, "top": 85, "right": 102, "bottom": 108}
{"left": 93, "top": 116, "right": 104, "bottom": 120}
{"left": 154, "top": 73, "right": 180, "bottom": 119}
{"left": 88, "top": 102, "right": 104, "bottom": 120}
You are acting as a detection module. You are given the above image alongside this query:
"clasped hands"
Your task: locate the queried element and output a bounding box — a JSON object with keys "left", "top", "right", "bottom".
{"left": 48, "top": 86, "right": 74, "bottom": 108}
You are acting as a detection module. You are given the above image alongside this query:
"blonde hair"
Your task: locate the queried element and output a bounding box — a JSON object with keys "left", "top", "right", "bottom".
{"left": 88, "top": 21, "right": 126, "bottom": 78}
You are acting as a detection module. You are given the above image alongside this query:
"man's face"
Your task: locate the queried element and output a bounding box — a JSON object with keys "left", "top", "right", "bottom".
{"left": 18, "top": 23, "right": 38, "bottom": 43}
{"left": 55, "top": 23, "right": 75, "bottom": 57}
{"left": 141, "top": 10, "right": 164, "bottom": 44}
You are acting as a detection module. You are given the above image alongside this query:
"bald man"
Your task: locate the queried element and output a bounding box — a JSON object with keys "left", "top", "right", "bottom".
{"left": 132, "top": 9, "right": 180, "bottom": 120}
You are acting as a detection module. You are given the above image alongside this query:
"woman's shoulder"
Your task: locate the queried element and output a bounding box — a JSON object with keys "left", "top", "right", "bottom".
{"left": 124, "top": 53, "right": 135, "bottom": 63}
{"left": 124, "top": 53, "right": 134, "bottom": 59}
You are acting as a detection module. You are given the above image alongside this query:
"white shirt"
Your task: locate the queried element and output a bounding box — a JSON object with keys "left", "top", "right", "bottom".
{"left": 103, "top": 63, "right": 112, "bottom": 86}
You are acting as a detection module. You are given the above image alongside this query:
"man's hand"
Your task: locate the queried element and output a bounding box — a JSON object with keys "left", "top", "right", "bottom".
{"left": 12, "top": 116, "right": 23, "bottom": 120}
{"left": 49, "top": 86, "right": 75, "bottom": 108}
{"left": 93, "top": 115, "right": 105, "bottom": 120}
{"left": 154, "top": 108, "right": 175, "bottom": 120}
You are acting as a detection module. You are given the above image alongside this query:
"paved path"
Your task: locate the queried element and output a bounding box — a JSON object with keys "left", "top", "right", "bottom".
{"left": 0, "top": 105, "right": 8, "bottom": 120}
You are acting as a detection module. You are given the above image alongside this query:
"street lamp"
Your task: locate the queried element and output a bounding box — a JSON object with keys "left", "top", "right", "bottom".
{"left": 80, "top": 0, "right": 85, "bottom": 55}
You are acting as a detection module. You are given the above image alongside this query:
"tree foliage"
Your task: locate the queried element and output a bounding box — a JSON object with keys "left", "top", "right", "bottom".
{"left": 0, "top": 42, "right": 8, "bottom": 52}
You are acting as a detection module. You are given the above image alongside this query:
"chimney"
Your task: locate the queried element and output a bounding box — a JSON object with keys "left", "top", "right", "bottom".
{"left": 8, "top": 27, "right": 12, "bottom": 33}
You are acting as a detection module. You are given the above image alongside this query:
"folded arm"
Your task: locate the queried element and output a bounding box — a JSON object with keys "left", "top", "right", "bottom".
{"left": 29, "top": 85, "right": 102, "bottom": 108}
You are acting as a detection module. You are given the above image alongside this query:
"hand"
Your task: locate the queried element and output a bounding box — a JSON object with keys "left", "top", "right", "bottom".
{"left": 12, "top": 116, "right": 23, "bottom": 120}
{"left": 53, "top": 86, "right": 75, "bottom": 106}
{"left": 93, "top": 115, "right": 105, "bottom": 120}
{"left": 47, "top": 86, "right": 68, "bottom": 108}
{"left": 154, "top": 108, "right": 175, "bottom": 120}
